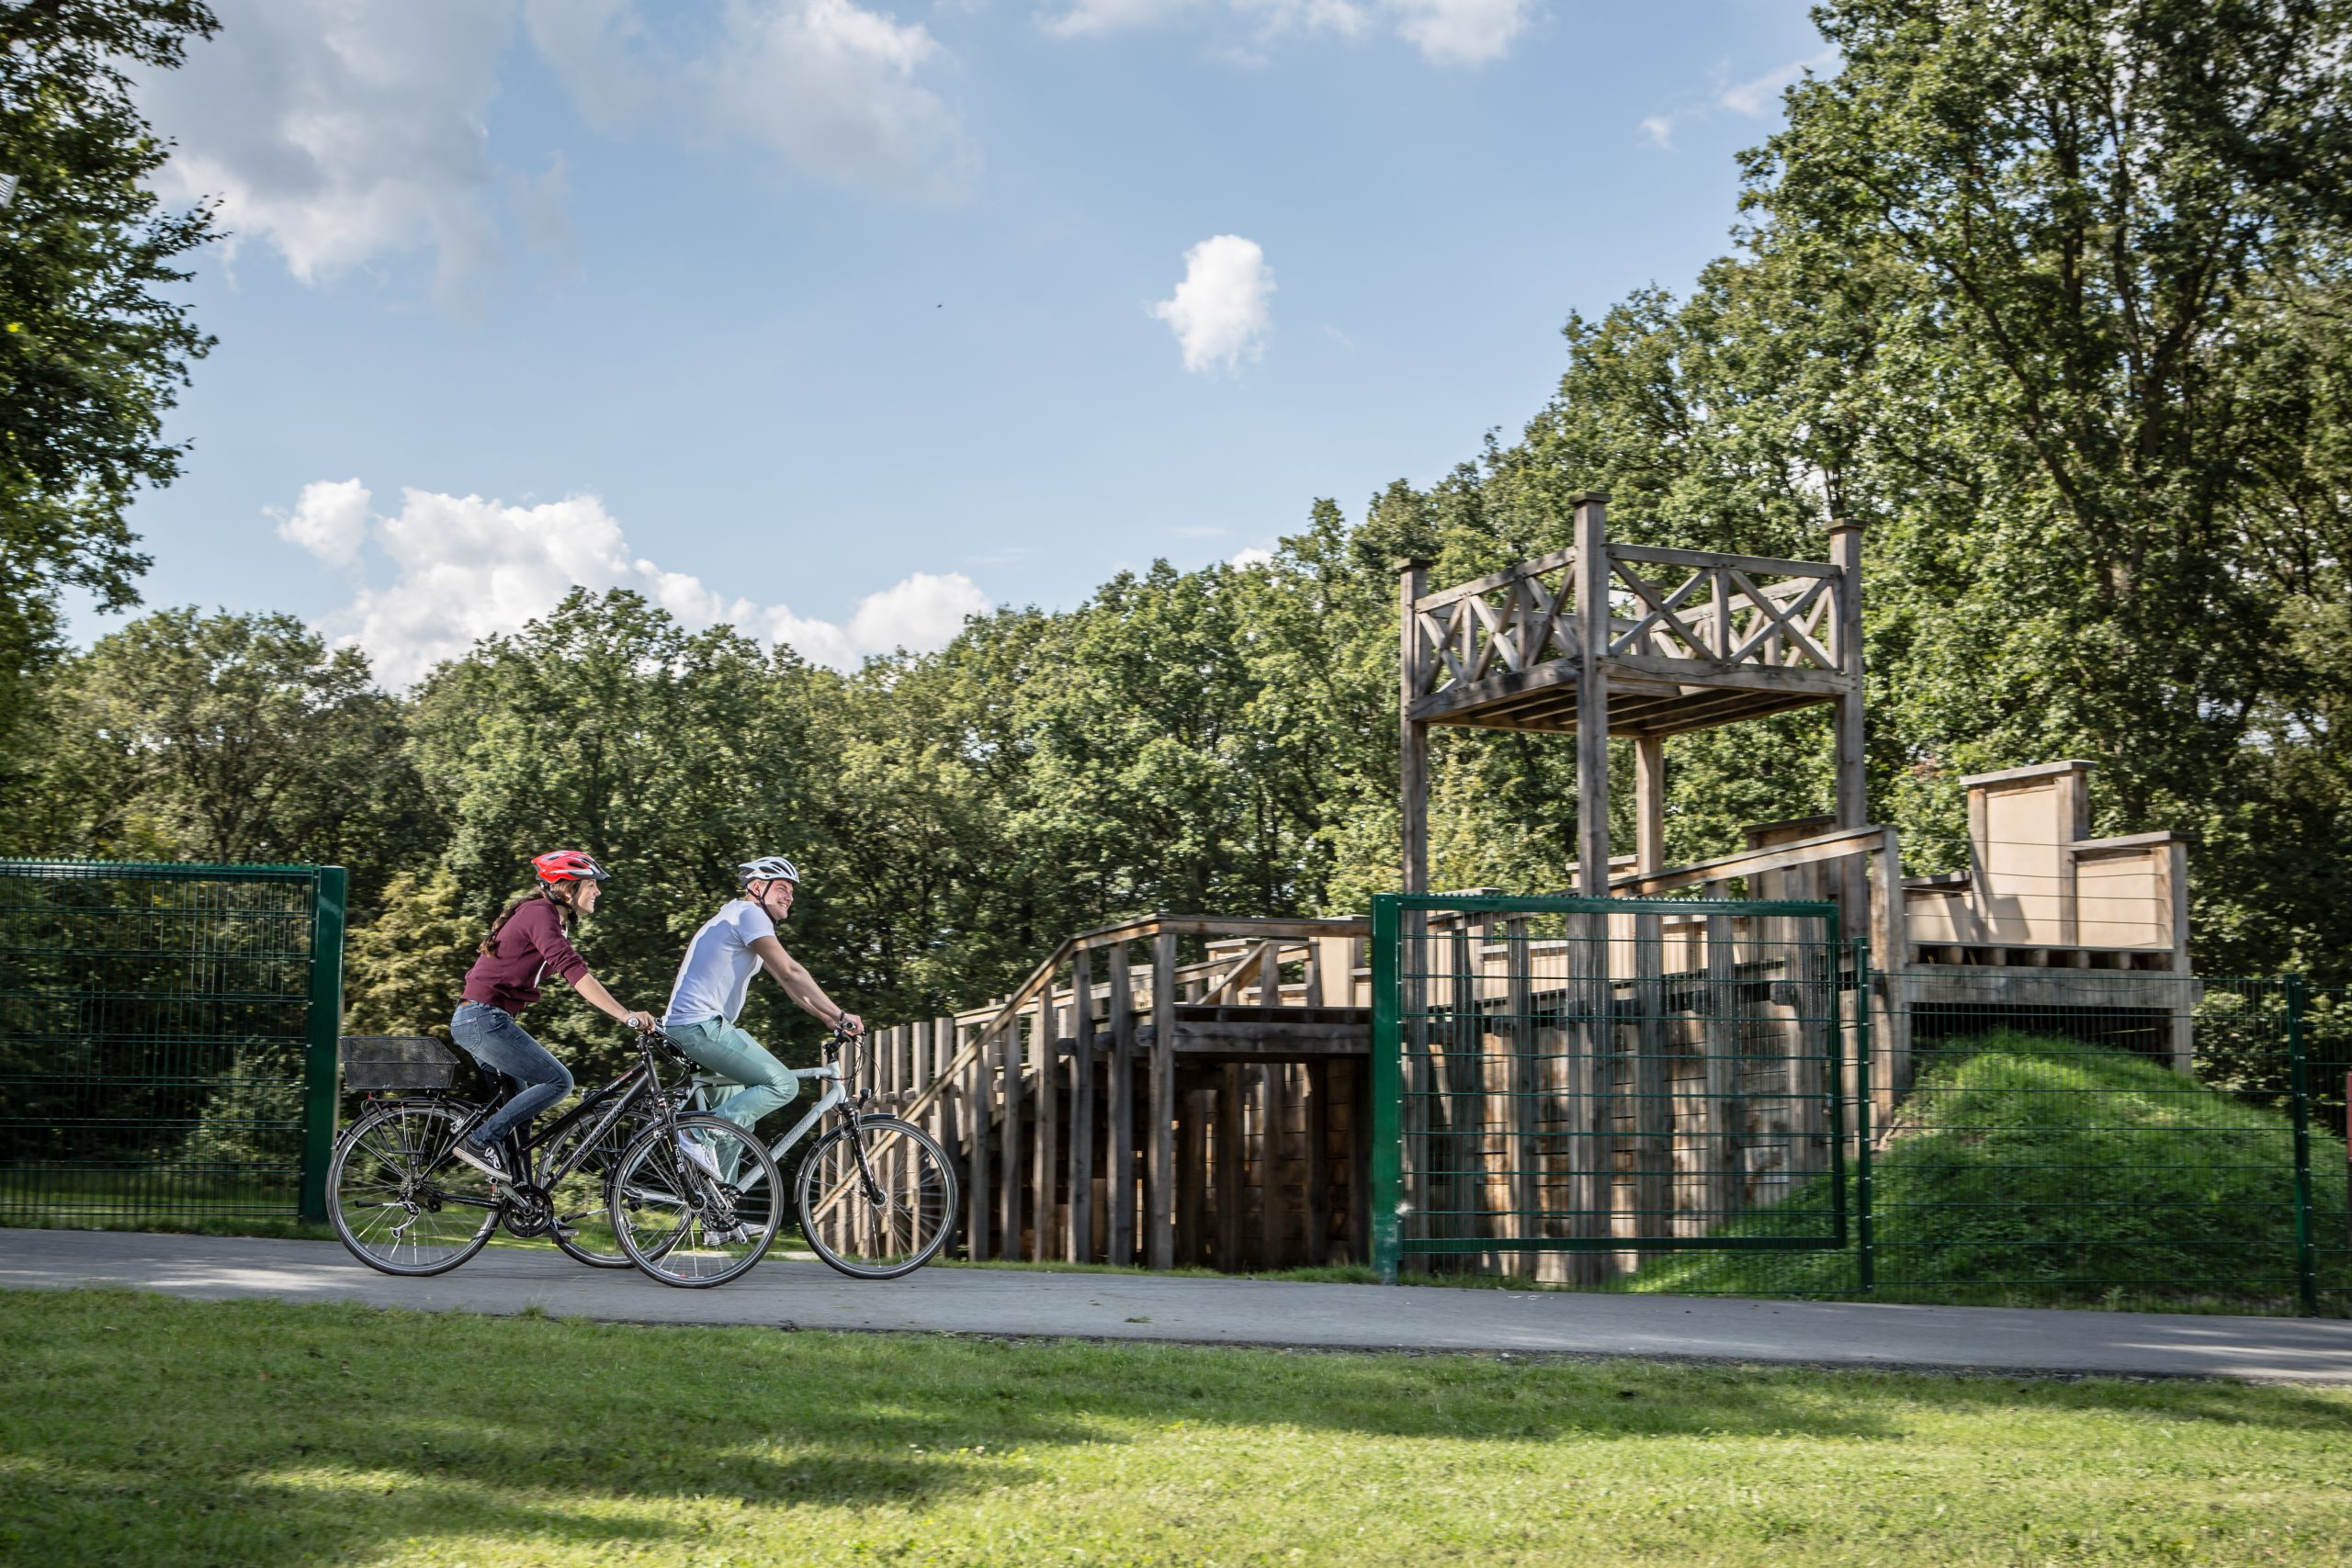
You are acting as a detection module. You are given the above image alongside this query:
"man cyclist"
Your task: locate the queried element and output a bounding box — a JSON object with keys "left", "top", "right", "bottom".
{"left": 662, "top": 854, "right": 864, "bottom": 1182}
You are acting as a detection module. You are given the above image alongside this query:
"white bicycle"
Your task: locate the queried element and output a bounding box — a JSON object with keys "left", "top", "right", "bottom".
{"left": 654, "top": 1023, "right": 960, "bottom": 1280}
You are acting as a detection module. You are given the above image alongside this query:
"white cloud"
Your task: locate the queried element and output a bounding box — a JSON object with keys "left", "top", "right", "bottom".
{"left": 525, "top": 0, "right": 978, "bottom": 199}
{"left": 1639, "top": 46, "right": 1837, "bottom": 151}
{"left": 280, "top": 479, "right": 988, "bottom": 684}
{"left": 1149, "top": 235, "right": 1275, "bottom": 375}
{"left": 138, "top": 0, "right": 976, "bottom": 297}
{"left": 1383, "top": 0, "right": 1526, "bottom": 64}
{"left": 1228, "top": 546, "right": 1275, "bottom": 569}
{"left": 140, "top": 0, "right": 522, "bottom": 294}
{"left": 1043, "top": 0, "right": 1526, "bottom": 65}
{"left": 272, "top": 478, "right": 371, "bottom": 568}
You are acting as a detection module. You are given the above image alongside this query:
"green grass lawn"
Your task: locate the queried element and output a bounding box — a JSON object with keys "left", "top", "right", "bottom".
{"left": 1623, "top": 1033, "right": 2352, "bottom": 1314}
{"left": 4, "top": 1290, "right": 2350, "bottom": 1567}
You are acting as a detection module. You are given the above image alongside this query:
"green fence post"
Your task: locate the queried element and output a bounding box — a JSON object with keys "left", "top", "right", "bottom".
{"left": 1855, "top": 938, "right": 1875, "bottom": 1295}
{"left": 1370, "top": 895, "right": 1402, "bottom": 1284}
{"left": 300, "top": 865, "right": 348, "bottom": 1224}
{"left": 2287, "top": 974, "right": 2318, "bottom": 1316}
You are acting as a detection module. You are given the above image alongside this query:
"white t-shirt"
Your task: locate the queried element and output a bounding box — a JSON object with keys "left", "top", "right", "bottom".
{"left": 663, "top": 899, "right": 779, "bottom": 1027}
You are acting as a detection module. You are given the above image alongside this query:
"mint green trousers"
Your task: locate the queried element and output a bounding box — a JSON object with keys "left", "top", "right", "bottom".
{"left": 665, "top": 1016, "right": 798, "bottom": 1135}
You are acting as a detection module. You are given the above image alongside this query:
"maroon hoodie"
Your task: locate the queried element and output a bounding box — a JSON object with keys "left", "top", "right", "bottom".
{"left": 460, "top": 895, "right": 590, "bottom": 1014}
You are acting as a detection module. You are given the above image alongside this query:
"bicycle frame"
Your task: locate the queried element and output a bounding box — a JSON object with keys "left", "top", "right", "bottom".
{"left": 685, "top": 1060, "right": 848, "bottom": 1170}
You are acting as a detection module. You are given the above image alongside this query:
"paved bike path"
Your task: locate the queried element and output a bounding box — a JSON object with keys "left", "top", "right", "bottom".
{"left": 5, "top": 1228, "right": 2348, "bottom": 1383}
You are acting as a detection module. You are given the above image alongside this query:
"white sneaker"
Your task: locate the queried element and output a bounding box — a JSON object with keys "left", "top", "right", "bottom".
{"left": 676, "top": 1131, "right": 725, "bottom": 1184}
{"left": 706, "top": 1221, "right": 758, "bottom": 1247}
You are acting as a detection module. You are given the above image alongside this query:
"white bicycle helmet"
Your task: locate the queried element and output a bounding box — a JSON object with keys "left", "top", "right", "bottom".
{"left": 737, "top": 854, "right": 801, "bottom": 889}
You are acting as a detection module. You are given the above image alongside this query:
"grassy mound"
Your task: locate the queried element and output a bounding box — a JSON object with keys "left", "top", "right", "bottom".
{"left": 1623, "top": 1031, "right": 2349, "bottom": 1310}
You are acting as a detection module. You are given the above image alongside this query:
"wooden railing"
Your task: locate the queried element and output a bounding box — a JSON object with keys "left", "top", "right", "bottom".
{"left": 1407, "top": 544, "right": 1855, "bottom": 705}
{"left": 854, "top": 913, "right": 1370, "bottom": 1271}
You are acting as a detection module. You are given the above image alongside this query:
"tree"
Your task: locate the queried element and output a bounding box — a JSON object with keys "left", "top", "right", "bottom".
{"left": 0, "top": 1, "right": 217, "bottom": 785}
{"left": 10, "top": 607, "right": 438, "bottom": 910}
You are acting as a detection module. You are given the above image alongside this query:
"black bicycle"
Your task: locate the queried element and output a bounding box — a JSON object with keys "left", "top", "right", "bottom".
{"left": 328, "top": 1028, "right": 783, "bottom": 1287}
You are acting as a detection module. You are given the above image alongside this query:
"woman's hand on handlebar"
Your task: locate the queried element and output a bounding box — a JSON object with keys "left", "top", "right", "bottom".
{"left": 621, "top": 1009, "right": 659, "bottom": 1032}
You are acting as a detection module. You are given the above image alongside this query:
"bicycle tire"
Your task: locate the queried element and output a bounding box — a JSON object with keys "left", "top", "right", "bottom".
{"left": 797, "top": 1115, "right": 959, "bottom": 1280}
{"left": 328, "top": 1099, "right": 501, "bottom": 1277}
{"left": 610, "top": 1113, "right": 783, "bottom": 1288}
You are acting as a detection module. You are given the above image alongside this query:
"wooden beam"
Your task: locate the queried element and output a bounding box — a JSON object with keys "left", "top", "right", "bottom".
{"left": 1576, "top": 492, "right": 1611, "bottom": 897}
{"left": 965, "top": 1022, "right": 989, "bottom": 1260}
{"left": 1412, "top": 543, "right": 1578, "bottom": 612}
{"left": 1608, "top": 541, "right": 1841, "bottom": 579}
{"left": 1402, "top": 559, "right": 1431, "bottom": 896}
{"left": 1148, "top": 931, "right": 1177, "bottom": 1269}
{"left": 1829, "top": 519, "right": 1866, "bottom": 831}
{"left": 1635, "top": 735, "right": 1666, "bottom": 876}
{"left": 1305, "top": 1058, "right": 1330, "bottom": 1267}
{"left": 1106, "top": 942, "right": 1136, "bottom": 1267}
{"left": 1616, "top": 823, "right": 1885, "bottom": 896}
{"left": 1214, "top": 1064, "right": 1242, "bottom": 1272}
{"left": 1069, "top": 947, "right": 1096, "bottom": 1262}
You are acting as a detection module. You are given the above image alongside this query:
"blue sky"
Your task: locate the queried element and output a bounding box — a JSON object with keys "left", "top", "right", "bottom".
{"left": 104, "top": 0, "right": 1830, "bottom": 684}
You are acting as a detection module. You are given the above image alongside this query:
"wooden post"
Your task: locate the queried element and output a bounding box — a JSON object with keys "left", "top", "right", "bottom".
{"left": 965, "top": 1022, "right": 990, "bottom": 1260}
{"left": 1574, "top": 493, "right": 1612, "bottom": 897}
{"left": 1070, "top": 946, "right": 1097, "bottom": 1259}
{"left": 1032, "top": 990, "right": 1057, "bottom": 1261}
{"left": 1869, "top": 826, "right": 1912, "bottom": 1100}
{"left": 1261, "top": 1063, "right": 1292, "bottom": 1268}
{"left": 1827, "top": 519, "right": 1867, "bottom": 835}
{"left": 1107, "top": 942, "right": 1136, "bottom": 1266}
{"left": 932, "top": 1017, "right": 957, "bottom": 1245}
{"left": 1148, "top": 929, "right": 1177, "bottom": 1269}
{"left": 1214, "top": 1065, "right": 1242, "bottom": 1271}
{"left": 1635, "top": 735, "right": 1667, "bottom": 876}
{"left": 1349, "top": 1055, "right": 1372, "bottom": 1265}
{"left": 1633, "top": 913, "right": 1670, "bottom": 1261}
{"left": 1001, "top": 1017, "right": 1023, "bottom": 1261}
{"left": 2164, "top": 840, "right": 2195, "bottom": 1072}
{"left": 1505, "top": 915, "right": 1537, "bottom": 1268}
{"left": 1180, "top": 1070, "right": 1209, "bottom": 1265}
{"left": 1305, "top": 1058, "right": 1330, "bottom": 1266}
{"left": 1702, "top": 900, "right": 1743, "bottom": 1224}
{"left": 1401, "top": 559, "right": 1431, "bottom": 897}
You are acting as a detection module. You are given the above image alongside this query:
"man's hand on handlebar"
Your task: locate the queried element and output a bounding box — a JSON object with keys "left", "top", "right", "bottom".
{"left": 834, "top": 1010, "right": 865, "bottom": 1038}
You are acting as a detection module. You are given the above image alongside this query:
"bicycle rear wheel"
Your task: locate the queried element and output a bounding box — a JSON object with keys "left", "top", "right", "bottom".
{"left": 329, "top": 1100, "right": 500, "bottom": 1276}
{"left": 797, "top": 1115, "right": 958, "bottom": 1280}
{"left": 610, "top": 1114, "right": 783, "bottom": 1287}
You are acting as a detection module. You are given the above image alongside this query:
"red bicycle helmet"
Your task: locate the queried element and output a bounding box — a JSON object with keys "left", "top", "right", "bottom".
{"left": 531, "top": 850, "right": 609, "bottom": 885}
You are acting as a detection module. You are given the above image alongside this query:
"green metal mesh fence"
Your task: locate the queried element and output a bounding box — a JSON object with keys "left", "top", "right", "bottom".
{"left": 1373, "top": 894, "right": 2345, "bottom": 1315}
{"left": 0, "top": 860, "right": 343, "bottom": 1226}
{"left": 1373, "top": 895, "right": 1851, "bottom": 1284}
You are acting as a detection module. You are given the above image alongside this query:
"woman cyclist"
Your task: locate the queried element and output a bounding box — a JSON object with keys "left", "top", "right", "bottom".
{"left": 449, "top": 850, "right": 658, "bottom": 1181}
{"left": 662, "top": 854, "right": 863, "bottom": 1178}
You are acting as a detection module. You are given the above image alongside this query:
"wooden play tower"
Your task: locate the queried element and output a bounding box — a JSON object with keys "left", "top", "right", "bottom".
{"left": 855, "top": 493, "right": 2194, "bottom": 1276}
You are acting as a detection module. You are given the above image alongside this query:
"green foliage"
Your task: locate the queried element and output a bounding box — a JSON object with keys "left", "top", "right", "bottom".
{"left": 5, "top": 607, "right": 438, "bottom": 914}
{"left": 0, "top": 1, "right": 216, "bottom": 785}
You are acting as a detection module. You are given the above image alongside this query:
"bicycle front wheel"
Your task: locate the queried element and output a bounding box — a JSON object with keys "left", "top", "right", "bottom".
{"left": 610, "top": 1114, "right": 783, "bottom": 1288}
{"left": 329, "top": 1100, "right": 500, "bottom": 1276}
{"left": 797, "top": 1115, "right": 958, "bottom": 1280}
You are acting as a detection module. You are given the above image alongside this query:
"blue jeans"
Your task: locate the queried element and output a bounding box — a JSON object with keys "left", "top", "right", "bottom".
{"left": 665, "top": 1017, "right": 798, "bottom": 1136}
{"left": 451, "top": 1001, "right": 573, "bottom": 1146}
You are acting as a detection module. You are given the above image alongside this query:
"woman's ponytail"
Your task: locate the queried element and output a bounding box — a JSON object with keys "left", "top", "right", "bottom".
{"left": 477, "top": 891, "right": 543, "bottom": 958}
